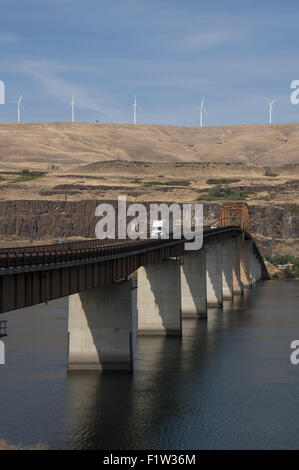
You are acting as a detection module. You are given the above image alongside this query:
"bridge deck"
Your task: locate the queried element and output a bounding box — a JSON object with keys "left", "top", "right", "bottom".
{"left": 0, "top": 227, "right": 269, "bottom": 314}
{"left": 0, "top": 226, "right": 245, "bottom": 271}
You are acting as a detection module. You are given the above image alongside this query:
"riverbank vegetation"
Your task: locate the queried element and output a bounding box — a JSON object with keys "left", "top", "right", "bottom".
{"left": 265, "top": 254, "right": 299, "bottom": 278}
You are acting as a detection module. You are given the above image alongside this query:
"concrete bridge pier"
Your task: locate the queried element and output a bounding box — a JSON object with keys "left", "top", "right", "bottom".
{"left": 137, "top": 259, "right": 182, "bottom": 335}
{"left": 255, "top": 255, "right": 262, "bottom": 282}
{"left": 180, "top": 249, "right": 207, "bottom": 318}
{"left": 240, "top": 239, "right": 253, "bottom": 288}
{"left": 221, "top": 239, "right": 233, "bottom": 300}
{"left": 206, "top": 241, "right": 223, "bottom": 307}
{"left": 232, "top": 236, "right": 243, "bottom": 295}
{"left": 250, "top": 250, "right": 261, "bottom": 284}
{"left": 68, "top": 280, "right": 134, "bottom": 371}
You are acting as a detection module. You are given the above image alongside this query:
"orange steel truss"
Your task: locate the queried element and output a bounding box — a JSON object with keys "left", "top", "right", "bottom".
{"left": 218, "top": 202, "right": 250, "bottom": 233}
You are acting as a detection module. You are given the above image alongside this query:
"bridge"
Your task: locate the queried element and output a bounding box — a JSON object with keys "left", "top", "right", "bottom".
{"left": 0, "top": 218, "right": 268, "bottom": 371}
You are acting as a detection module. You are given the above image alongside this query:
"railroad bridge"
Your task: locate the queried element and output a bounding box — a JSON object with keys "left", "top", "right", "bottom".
{"left": 0, "top": 217, "right": 268, "bottom": 371}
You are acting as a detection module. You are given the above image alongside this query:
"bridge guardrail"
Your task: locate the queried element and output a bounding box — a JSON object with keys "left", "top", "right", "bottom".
{"left": 0, "top": 226, "right": 268, "bottom": 278}
{"left": 0, "top": 237, "right": 185, "bottom": 270}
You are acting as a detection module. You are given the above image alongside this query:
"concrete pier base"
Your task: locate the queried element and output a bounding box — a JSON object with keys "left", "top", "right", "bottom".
{"left": 137, "top": 259, "right": 182, "bottom": 335}
{"left": 255, "top": 256, "right": 262, "bottom": 282}
{"left": 181, "top": 249, "right": 207, "bottom": 318}
{"left": 232, "top": 236, "right": 243, "bottom": 295}
{"left": 222, "top": 239, "right": 233, "bottom": 300}
{"left": 250, "top": 250, "right": 261, "bottom": 284}
{"left": 206, "top": 242, "right": 223, "bottom": 307}
{"left": 68, "top": 280, "right": 134, "bottom": 371}
{"left": 240, "top": 239, "right": 252, "bottom": 288}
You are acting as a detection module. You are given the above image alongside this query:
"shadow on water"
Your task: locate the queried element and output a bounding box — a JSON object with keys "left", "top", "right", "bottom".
{"left": 0, "top": 280, "right": 299, "bottom": 449}
{"left": 62, "top": 284, "right": 264, "bottom": 450}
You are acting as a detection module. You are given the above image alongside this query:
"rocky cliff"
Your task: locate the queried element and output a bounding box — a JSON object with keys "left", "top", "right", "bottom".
{"left": 0, "top": 200, "right": 297, "bottom": 256}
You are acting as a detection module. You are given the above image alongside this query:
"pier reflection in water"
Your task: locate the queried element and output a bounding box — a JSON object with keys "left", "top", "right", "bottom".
{"left": 0, "top": 280, "right": 298, "bottom": 449}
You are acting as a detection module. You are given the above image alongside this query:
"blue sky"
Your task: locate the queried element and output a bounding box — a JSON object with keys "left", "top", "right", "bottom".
{"left": 0, "top": 0, "right": 299, "bottom": 125}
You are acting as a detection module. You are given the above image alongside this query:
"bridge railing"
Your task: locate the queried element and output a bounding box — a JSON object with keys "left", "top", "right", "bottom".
{"left": 0, "top": 237, "right": 184, "bottom": 270}
{"left": 0, "top": 238, "right": 115, "bottom": 254}
{"left": 0, "top": 226, "right": 249, "bottom": 270}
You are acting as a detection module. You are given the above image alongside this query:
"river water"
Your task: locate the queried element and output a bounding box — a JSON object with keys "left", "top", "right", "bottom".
{"left": 0, "top": 279, "right": 298, "bottom": 450}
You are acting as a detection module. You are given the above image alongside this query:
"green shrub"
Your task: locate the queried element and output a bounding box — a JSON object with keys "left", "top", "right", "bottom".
{"left": 267, "top": 255, "right": 299, "bottom": 278}
{"left": 197, "top": 184, "right": 254, "bottom": 201}
{"left": 206, "top": 178, "right": 241, "bottom": 185}
{"left": 147, "top": 180, "right": 190, "bottom": 187}
{"left": 13, "top": 169, "right": 45, "bottom": 182}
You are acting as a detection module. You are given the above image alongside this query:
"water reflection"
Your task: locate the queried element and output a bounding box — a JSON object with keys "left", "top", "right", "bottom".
{"left": 62, "top": 283, "right": 271, "bottom": 449}
{"left": 0, "top": 280, "right": 298, "bottom": 449}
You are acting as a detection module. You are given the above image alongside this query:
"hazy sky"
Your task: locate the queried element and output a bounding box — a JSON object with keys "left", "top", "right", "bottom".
{"left": 0, "top": 0, "right": 299, "bottom": 125}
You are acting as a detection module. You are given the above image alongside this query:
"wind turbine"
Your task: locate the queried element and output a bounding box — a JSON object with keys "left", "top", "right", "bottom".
{"left": 69, "top": 95, "right": 75, "bottom": 122}
{"left": 130, "top": 95, "right": 142, "bottom": 125}
{"left": 268, "top": 98, "right": 276, "bottom": 124}
{"left": 11, "top": 94, "right": 24, "bottom": 123}
{"left": 194, "top": 97, "right": 207, "bottom": 128}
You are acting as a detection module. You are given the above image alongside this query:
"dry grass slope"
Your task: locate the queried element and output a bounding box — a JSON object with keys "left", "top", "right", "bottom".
{"left": 0, "top": 122, "right": 298, "bottom": 172}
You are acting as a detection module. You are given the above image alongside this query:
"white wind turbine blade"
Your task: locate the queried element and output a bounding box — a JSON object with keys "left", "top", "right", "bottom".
{"left": 19, "top": 94, "right": 25, "bottom": 111}
{"left": 267, "top": 98, "right": 277, "bottom": 106}
{"left": 129, "top": 101, "right": 142, "bottom": 111}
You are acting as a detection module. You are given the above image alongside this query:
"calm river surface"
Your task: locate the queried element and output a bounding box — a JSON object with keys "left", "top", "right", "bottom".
{"left": 0, "top": 279, "right": 298, "bottom": 450}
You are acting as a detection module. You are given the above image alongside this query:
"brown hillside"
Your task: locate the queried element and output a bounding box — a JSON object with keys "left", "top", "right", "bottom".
{"left": 0, "top": 122, "right": 297, "bottom": 256}
{"left": 0, "top": 122, "right": 298, "bottom": 171}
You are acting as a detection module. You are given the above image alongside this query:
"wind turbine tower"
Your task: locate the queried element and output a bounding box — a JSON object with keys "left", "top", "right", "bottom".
{"left": 130, "top": 96, "right": 141, "bottom": 124}
{"left": 268, "top": 98, "right": 276, "bottom": 124}
{"left": 70, "top": 95, "right": 75, "bottom": 123}
{"left": 194, "top": 97, "right": 207, "bottom": 128}
{"left": 12, "top": 94, "right": 24, "bottom": 123}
